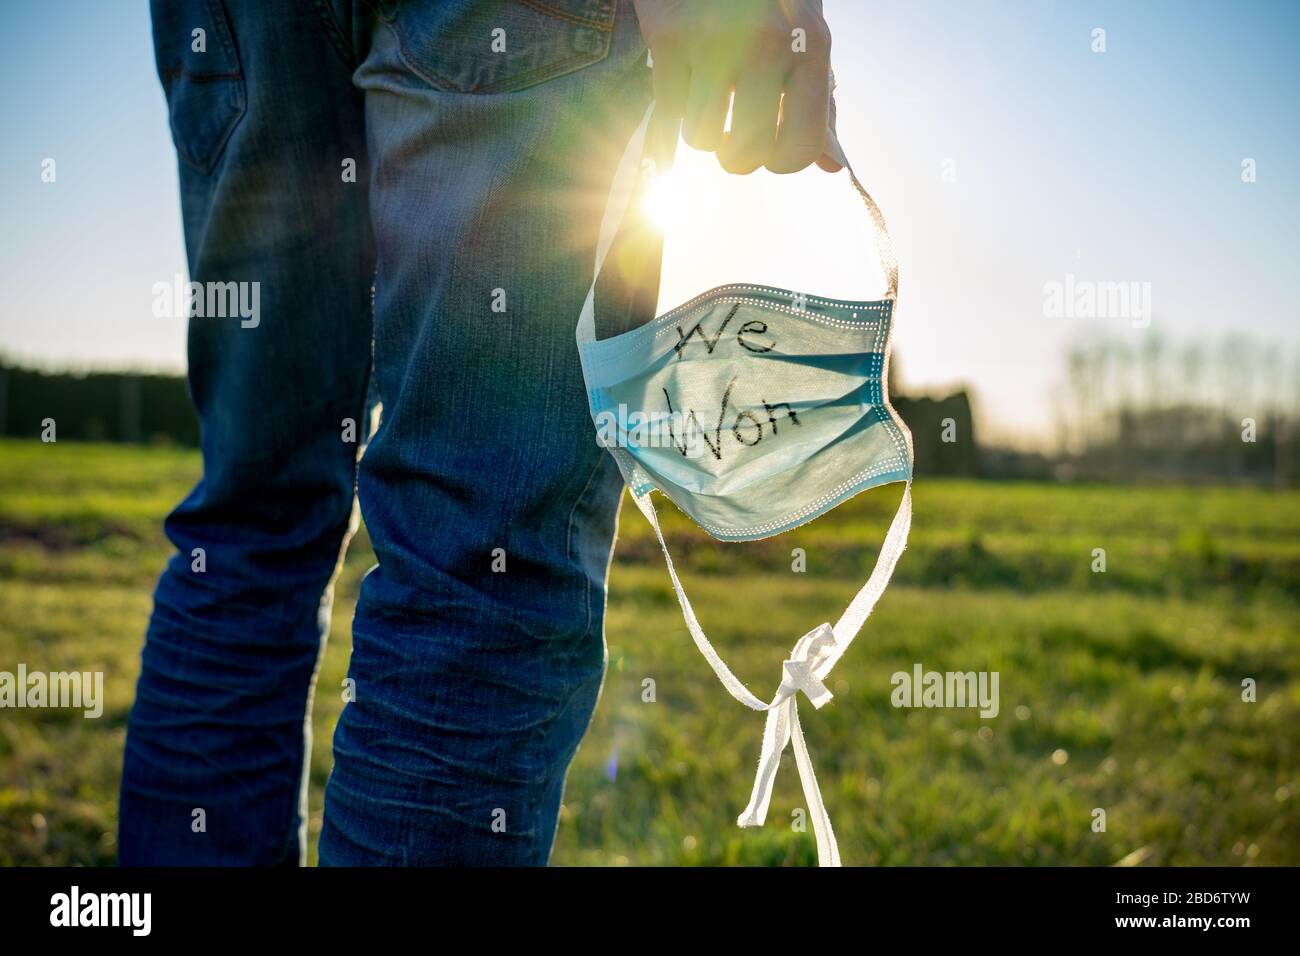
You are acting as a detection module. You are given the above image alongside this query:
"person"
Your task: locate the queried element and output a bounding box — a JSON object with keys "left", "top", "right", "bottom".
{"left": 121, "top": 0, "right": 840, "bottom": 866}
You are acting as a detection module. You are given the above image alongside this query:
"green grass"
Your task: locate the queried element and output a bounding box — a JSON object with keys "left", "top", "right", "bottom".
{"left": 1, "top": 436, "right": 1297, "bottom": 866}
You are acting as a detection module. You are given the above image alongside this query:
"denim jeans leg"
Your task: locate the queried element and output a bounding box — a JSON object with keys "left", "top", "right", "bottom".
{"left": 318, "top": 1, "right": 661, "bottom": 864}
{"left": 120, "top": 0, "right": 374, "bottom": 865}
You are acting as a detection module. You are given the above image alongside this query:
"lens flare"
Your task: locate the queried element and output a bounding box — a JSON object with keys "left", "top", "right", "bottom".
{"left": 642, "top": 168, "right": 685, "bottom": 231}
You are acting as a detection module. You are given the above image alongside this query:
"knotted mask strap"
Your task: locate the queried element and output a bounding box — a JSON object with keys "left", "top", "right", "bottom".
{"left": 631, "top": 481, "right": 912, "bottom": 866}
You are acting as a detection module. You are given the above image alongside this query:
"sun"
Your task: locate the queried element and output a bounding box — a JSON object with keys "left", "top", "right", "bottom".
{"left": 642, "top": 167, "right": 687, "bottom": 231}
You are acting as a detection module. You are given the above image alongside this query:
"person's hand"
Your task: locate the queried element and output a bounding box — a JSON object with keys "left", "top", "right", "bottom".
{"left": 631, "top": 0, "right": 842, "bottom": 175}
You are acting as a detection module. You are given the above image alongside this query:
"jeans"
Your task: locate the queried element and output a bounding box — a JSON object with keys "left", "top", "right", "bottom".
{"left": 120, "top": 0, "right": 663, "bottom": 865}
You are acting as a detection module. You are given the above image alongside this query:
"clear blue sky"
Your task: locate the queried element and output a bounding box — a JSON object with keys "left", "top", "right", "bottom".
{"left": 2, "top": 0, "right": 1297, "bottom": 445}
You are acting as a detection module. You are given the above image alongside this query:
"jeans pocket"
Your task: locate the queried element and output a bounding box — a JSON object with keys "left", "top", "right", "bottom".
{"left": 376, "top": 0, "right": 616, "bottom": 94}
{"left": 151, "top": 0, "right": 247, "bottom": 173}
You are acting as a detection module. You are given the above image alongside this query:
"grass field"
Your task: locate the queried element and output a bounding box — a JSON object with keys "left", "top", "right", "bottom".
{"left": 1, "top": 436, "right": 1297, "bottom": 866}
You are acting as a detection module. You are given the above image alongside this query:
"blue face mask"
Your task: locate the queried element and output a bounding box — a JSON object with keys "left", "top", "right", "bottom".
{"left": 576, "top": 104, "right": 914, "bottom": 867}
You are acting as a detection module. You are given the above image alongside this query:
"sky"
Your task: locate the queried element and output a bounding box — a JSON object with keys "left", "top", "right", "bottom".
{"left": 1, "top": 0, "right": 1298, "bottom": 446}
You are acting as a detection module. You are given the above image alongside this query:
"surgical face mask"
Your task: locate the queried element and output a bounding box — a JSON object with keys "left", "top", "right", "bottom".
{"left": 576, "top": 103, "right": 914, "bottom": 867}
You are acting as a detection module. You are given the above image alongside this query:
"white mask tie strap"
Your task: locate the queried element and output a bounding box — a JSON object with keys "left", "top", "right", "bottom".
{"left": 631, "top": 483, "right": 912, "bottom": 866}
